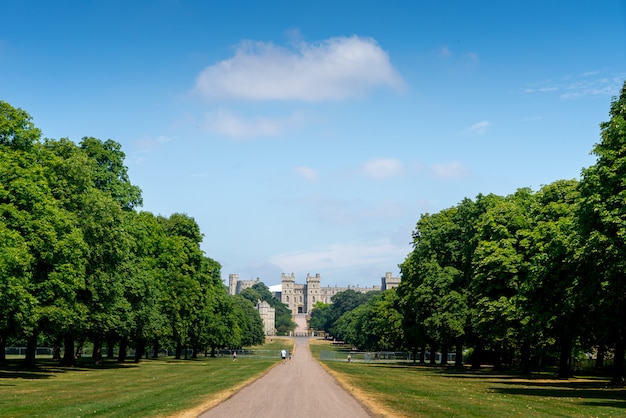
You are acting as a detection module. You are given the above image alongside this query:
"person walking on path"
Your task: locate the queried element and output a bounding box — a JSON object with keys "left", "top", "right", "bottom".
{"left": 198, "top": 337, "right": 371, "bottom": 418}
{"left": 280, "top": 348, "right": 287, "bottom": 364}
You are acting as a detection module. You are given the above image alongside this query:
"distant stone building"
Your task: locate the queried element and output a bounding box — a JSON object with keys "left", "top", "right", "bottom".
{"left": 228, "top": 271, "right": 401, "bottom": 315}
{"left": 280, "top": 272, "right": 401, "bottom": 314}
{"left": 228, "top": 274, "right": 260, "bottom": 295}
{"left": 255, "top": 300, "right": 275, "bottom": 336}
{"left": 381, "top": 271, "right": 401, "bottom": 290}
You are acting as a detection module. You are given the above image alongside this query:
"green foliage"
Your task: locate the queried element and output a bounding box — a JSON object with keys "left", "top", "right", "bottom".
{"left": 231, "top": 295, "right": 265, "bottom": 347}
{"left": 578, "top": 82, "right": 626, "bottom": 384}
{"left": 0, "top": 101, "right": 41, "bottom": 149}
{"left": 240, "top": 281, "right": 295, "bottom": 335}
{"left": 0, "top": 101, "right": 234, "bottom": 367}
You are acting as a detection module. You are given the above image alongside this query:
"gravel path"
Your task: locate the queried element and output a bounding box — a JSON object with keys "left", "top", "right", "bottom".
{"left": 198, "top": 317, "right": 371, "bottom": 418}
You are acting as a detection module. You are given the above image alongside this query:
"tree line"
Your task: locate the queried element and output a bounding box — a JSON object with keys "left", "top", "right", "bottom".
{"left": 310, "top": 81, "right": 626, "bottom": 385}
{"left": 0, "top": 101, "right": 267, "bottom": 367}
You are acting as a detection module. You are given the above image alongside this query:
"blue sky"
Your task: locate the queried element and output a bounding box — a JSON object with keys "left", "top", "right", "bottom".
{"left": 2, "top": 1, "right": 625, "bottom": 288}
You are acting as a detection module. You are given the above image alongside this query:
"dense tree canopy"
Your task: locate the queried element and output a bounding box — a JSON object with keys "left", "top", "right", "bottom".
{"left": 312, "top": 82, "right": 626, "bottom": 384}
{"left": 0, "top": 101, "right": 262, "bottom": 366}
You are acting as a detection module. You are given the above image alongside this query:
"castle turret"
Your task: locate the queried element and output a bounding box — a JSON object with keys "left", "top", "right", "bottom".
{"left": 306, "top": 273, "right": 321, "bottom": 313}
{"left": 281, "top": 273, "right": 296, "bottom": 313}
{"left": 228, "top": 274, "right": 239, "bottom": 295}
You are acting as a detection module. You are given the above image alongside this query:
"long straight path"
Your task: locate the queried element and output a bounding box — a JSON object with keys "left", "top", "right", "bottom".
{"left": 198, "top": 319, "right": 371, "bottom": 417}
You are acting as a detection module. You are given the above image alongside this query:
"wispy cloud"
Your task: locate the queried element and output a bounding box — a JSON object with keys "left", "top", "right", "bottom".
{"left": 525, "top": 71, "right": 626, "bottom": 99}
{"left": 362, "top": 158, "right": 404, "bottom": 179}
{"left": 193, "top": 35, "right": 404, "bottom": 102}
{"left": 134, "top": 135, "right": 172, "bottom": 153}
{"left": 296, "top": 165, "right": 320, "bottom": 182}
{"left": 437, "top": 45, "right": 479, "bottom": 69}
{"left": 466, "top": 120, "right": 491, "bottom": 135}
{"left": 268, "top": 238, "right": 409, "bottom": 273}
{"left": 204, "top": 109, "right": 305, "bottom": 139}
{"left": 431, "top": 161, "right": 469, "bottom": 179}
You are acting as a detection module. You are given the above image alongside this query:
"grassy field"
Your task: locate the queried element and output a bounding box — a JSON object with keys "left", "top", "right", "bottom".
{"left": 0, "top": 337, "right": 293, "bottom": 418}
{"left": 308, "top": 339, "right": 626, "bottom": 417}
{"left": 4, "top": 337, "right": 625, "bottom": 417}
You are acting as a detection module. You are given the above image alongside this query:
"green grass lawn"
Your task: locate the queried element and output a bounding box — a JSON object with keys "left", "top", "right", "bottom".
{"left": 0, "top": 337, "right": 293, "bottom": 418}
{"left": 309, "top": 339, "right": 626, "bottom": 417}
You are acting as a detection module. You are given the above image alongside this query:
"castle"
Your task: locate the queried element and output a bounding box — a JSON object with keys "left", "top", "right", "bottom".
{"left": 228, "top": 272, "right": 401, "bottom": 315}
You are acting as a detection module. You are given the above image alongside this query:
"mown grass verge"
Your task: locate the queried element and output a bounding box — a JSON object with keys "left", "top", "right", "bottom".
{"left": 308, "top": 338, "right": 626, "bottom": 417}
{"left": 0, "top": 337, "right": 293, "bottom": 418}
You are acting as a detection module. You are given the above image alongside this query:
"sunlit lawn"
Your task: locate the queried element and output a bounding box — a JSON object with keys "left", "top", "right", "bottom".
{"left": 0, "top": 337, "right": 293, "bottom": 418}
{"left": 309, "top": 338, "right": 626, "bottom": 417}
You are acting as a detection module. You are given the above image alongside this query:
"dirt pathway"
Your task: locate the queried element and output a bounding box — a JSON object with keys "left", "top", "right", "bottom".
{"left": 198, "top": 317, "right": 371, "bottom": 418}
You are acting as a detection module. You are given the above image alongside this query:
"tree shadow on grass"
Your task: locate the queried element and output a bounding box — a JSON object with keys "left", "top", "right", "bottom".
{"left": 0, "top": 358, "right": 138, "bottom": 381}
{"left": 490, "top": 385, "right": 626, "bottom": 404}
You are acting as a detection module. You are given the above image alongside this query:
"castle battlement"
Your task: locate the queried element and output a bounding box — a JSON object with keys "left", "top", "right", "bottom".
{"left": 229, "top": 272, "right": 400, "bottom": 315}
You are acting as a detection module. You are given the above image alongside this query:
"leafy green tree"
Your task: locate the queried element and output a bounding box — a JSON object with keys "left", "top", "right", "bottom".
{"left": 309, "top": 301, "right": 332, "bottom": 332}
{"left": 240, "top": 281, "right": 295, "bottom": 335}
{"left": 79, "top": 137, "right": 142, "bottom": 210}
{"left": 578, "top": 82, "right": 626, "bottom": 384}
{"left": 327, "top": 289, "right": 374, "bottom": 337}
{"left": 0, "top": 222, "right": 35, "bottom": 361}
{"left": 231, "top": 295, "right": 264, "bottom": 347}
{"left": 520, "top": 179, "right": 581, "bottom": 377}
{"left": 470, "top": 189, "right": 534, "bottom": 369}
{"left": 0, "top": 101, "right": 41, "bottom": 150}
{"left": 0, "top": 106, "right": 89, "bottom": 367}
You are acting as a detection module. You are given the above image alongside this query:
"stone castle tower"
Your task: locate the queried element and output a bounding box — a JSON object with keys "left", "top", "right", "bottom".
{"left": 306, "top": 273, "right": 321, "bottom": 313}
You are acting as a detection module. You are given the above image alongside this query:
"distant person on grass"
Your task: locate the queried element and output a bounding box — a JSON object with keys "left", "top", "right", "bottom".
{"left": 233, "top": 351, "right": 237, "bottom": 362}
{"left": 281, "top": 349, "right": 287, "bottom": 364}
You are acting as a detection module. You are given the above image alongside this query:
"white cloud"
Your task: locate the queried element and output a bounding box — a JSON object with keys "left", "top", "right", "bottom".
{"left": 193, "top": 35, "right": 404, "bottom": 102}
{"left": 431, "top": 161, "right": 469, "bottom": 179}
{"left": 296, "top": 166, "right": 320, "bottom": 182}
{"left": 204, "top": 109, "right": 305, "bottom": 138}
{"left": 268, "top": 238, "right": 409, "bottom": 273}
{"left": 134, "top": 135, "right": 172, "bottom": 153}
{"left": 466, "top": 120, "right": 491, "bottom": 135}
{"left": 363, "top": 158, "right": 404, "bottom": 179}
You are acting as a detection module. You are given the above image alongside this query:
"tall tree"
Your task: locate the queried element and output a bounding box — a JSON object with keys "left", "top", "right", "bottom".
{"left": 521, "top": 179, "right": 581, "bottom": 377}
{"left": 79, "top": 137, "right": 142, "bottom": 210}
{"left": 578, "top": 82, "right": 626, "bottom": 385}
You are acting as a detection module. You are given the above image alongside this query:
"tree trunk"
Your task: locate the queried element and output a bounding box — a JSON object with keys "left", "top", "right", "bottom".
{"left": 471, "top": 341, "right": 482, "bottom": 369}
{"left": 419, "top": 342, "right": 426, "bottom": 364}
{"left": 558, "top": 338, "right": 573, "bottom": 378}
{"left": 0, "top": 331, "right": 7, "bottom": 363}
{"left": 595, "top": 344, "right": 605, "bottom": 370}
{"left": 152, "top": 339, "right": 160, "bottom": 359}
{"left": 611, "top": 338, "right": 625, "bottom": 386}
{"left": 521, "top": 339, "right": 531, "bottom": 375}
{"left": 61, "top": 333, "right": 76, "bottom": 366}
{"left": 455, "top": 337, "right": 464, "bottom": 367}
{"left": 175, "top": 341, "right": 182, "bottom": 359}
{"left": 23, "top": 333, "right": 38, "bottom": 368}
{"left": 440, "top": 343, "right": 449, "bottom": 366}
{"left": 75, "top": 339, "right": 84, "bottom": 360}
{"left": 117, "top": 338, "right": 128, "bottom": 363}
{"left": 93, "top": 335, "right": 103, "bottom": 366}
{"left": 211, "top": 346, "right": 217, "bottom": 358}
{"left": 52, "top": 337, "right": 62, "bottom": 361}
{"left": 429, "top": 341, "right": 437, "bottom": 366}
{"left": 412, "top": 347, "right": 418, "bottom": 364}
{"left": 106, "top": 336, "right": 116, "bottom": 359}
{"left": 134, "top": 339, "right": 145, "bottom": 363}
{"left": 493, "top": 345, "right": 502, "bottom": 371}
